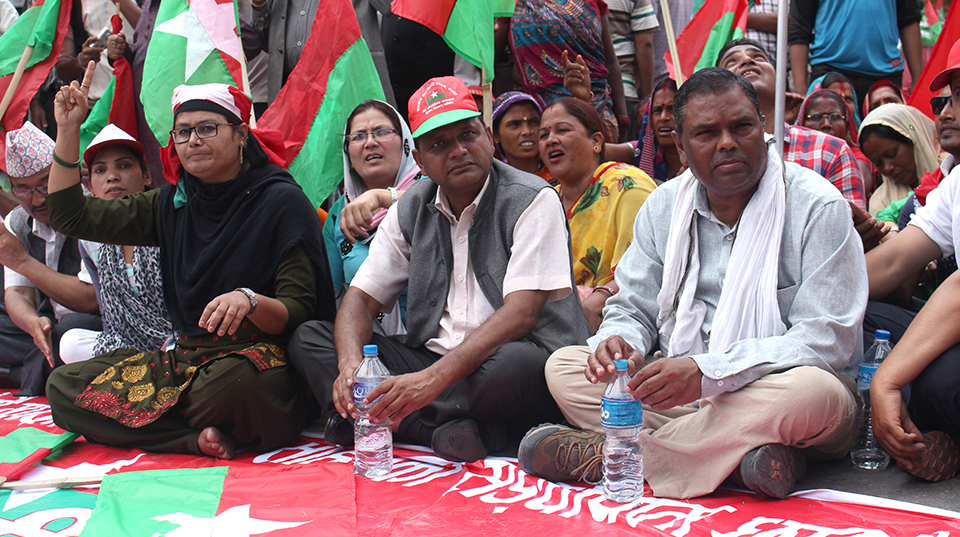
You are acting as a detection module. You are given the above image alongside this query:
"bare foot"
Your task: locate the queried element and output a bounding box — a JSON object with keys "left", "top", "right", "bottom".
{"left": 198, "top": 426, "right": 236, "bottom": 460}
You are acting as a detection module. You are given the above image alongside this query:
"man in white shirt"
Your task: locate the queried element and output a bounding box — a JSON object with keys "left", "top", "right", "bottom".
{"left": 865, "top": 46, "right": 960, "bottom": 482}
{"left": 288, "top": 77, "right": 591, "bottom": 462}
{"left": 0, "top": 122, "right": 98, "bottom": 396}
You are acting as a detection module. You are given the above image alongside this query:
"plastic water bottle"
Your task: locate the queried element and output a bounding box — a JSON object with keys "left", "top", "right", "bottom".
{"left": 851, "top": 330, "right": 892, "bottom": 470}
{"left": 601, "top": 359, "right": 644, "bottom": 502}
{"left": 353, "top": 344, "right": 393, "bottom": 476}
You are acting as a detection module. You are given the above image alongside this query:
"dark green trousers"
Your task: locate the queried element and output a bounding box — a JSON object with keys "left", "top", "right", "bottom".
{"left": 46, "top": 353, "right": 318, "bottom": 455}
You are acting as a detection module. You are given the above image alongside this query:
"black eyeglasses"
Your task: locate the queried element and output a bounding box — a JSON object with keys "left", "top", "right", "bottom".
{"left": 805, "top": 112, "right": 846, "bottom": 124}
{"left": 931, "top": 95, "right": 953, "bottom": 115}
{"left": 344, "top": 128, "right": 399, "bottom": 146}
{"left": 170, "top": 122, "right": 237, "bottom": 144}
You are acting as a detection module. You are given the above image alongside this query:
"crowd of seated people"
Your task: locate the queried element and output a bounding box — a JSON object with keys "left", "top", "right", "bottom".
{"left": 1, "top": 0, "right": 959, "bottom": 502}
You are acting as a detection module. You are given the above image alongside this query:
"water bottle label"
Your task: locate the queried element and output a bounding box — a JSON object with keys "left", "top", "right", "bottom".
{"left": 601, "top": 397, "right": 642, "bottom": 428}
{"left": 857, "top": 363, "right": 879, "bottom": 390}
{"left": 353, "top": 381, "right": 382, "bottom": 405}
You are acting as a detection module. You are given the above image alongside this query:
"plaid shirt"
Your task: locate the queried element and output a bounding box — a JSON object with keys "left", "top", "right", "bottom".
{"left": 784, "top": 125, "right": 866, "bottom": 209}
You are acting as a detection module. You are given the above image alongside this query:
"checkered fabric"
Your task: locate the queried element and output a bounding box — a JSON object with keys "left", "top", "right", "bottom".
{"left": 784, "top": 124, "right": 866, "bottom": 209}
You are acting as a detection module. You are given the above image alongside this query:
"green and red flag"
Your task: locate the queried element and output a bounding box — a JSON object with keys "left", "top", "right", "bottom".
{"left": 79, "top": 13, "right": 138, "bottom": 155}
{"left": 665, "top": 0, "right": 748, "bottom": 82}
{"left": 79, "top": 465, "right": 357, "bottom": 536}
{"left": 258, "top": 0, "right": 383, "bottom": 206}
{"left": 141, "top": 0, "right": 246, "bottom": 147}
{"left": 391, "top": 0, "right": 496, "bottom": 82}
{"left": 0, "top": 0, "right": 71, "bottom": 171}
{"left": 0, "top": 428, "right": 78, "bottom": 483}
{"left": 909, "top": 0, "right": 960, "bottom": 119}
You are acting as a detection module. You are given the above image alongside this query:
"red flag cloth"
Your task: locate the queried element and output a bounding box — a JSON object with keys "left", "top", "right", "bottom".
{"left": 925, "top": 0, "right": 942, "bottom": 26}
{"left": 1, "top": 389, "right": 958, "bottom": 537}
{"left": 665, "top": 0, "right": 748, "bottom": 82}
{"left": 391, "top": 0, "right": 457, "bottom": 35}
{"left": 105, "top": 13, "right": 138, "bottom": 139}
{"left": 908, "top": 1, "right": 960, "bottom": 119}
{"left": 258, "top": 0, "right": 362, "bottom": 166}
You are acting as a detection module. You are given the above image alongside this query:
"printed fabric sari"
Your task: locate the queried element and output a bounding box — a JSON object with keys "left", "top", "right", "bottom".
{"left": 559, "top": 161, "right": 656, "bottom": 289}
{"left": 510, "top": 0, "right": 618, "bottom": 141}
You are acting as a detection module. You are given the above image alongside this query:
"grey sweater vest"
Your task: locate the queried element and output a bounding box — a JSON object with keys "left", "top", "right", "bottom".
{"left": 396, "top": 159, "right": 591, "bottom": 355}
{"left": 5, "top": 206, "right": 80, "bottom": 317}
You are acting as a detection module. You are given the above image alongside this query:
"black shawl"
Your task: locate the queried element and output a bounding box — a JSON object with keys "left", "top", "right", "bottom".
{"left": 157, "top": 138, "right": 335, "bottom": 336}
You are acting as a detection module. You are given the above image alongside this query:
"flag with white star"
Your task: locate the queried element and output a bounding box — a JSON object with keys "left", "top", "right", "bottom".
{"left": 79, "top": 465, "right": 357, "bottom": 537}
{"left": 140, "top": 0, "right": 246, "bottom": 146}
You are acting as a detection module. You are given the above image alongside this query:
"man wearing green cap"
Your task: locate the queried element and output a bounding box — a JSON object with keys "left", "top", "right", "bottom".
{"left": 289, "top": 76, "right": 591, "bottom": 463}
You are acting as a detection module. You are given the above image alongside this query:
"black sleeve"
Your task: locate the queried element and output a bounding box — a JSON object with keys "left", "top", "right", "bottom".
{"left": 896, "top": 0, "right": 923, "bottom": 29}
{"left": 788, "top": 0, "right": 818, "bottom": 48}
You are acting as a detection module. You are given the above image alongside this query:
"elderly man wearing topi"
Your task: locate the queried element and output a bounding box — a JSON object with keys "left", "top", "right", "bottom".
{"left": 0, "top": 122, "right": 100, "bottom": 396}
{"left": 289, "top": 76, "right": 590, "bottom": 463}
{"left": 519, "top": 67, "right": 867, "bottom": 500}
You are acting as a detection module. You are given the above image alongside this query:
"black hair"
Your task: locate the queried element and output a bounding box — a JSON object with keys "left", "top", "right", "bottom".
{"left": 716, "top": 38, "right": 774, "bottom": 68}
{"left": 343, "top": 100, "right": 403, "bottom": 153}
{"left": 653, "top": 77, "right": 678, "bottom": 97}
{"left": 805, "top": 90, "right": 849, "bottom": 120}
{"left": 673, "top": 67, "right": 763, "bottom": 138}
{"left": 542, "top": 96, "right": 607, "bottom": 160}
{"left": 822, "top": 72, "right": 853, "bottom": 92}
{"left": 859, "top": 123, "right": 913, "bottom": 148}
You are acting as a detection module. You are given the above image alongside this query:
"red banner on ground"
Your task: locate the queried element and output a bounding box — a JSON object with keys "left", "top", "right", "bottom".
{"left": 1, "top": 391, "right": 957, "bottom": 537}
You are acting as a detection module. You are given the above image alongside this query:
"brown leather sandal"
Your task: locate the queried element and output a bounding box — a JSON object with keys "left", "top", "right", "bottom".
{"left": 901, "top": 431, "right": 960, "bottom": 482}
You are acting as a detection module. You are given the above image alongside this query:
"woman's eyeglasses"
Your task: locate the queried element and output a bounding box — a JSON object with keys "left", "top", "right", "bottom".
{"left": 805, "top": 112, "right": 845, "bottom": 124}
{"left": 344, "top": 129, "right": 399, "bottom": 146}
{"left": 170, "top": 122, "right": 237, "bottom": 144}
{"left": 931, "top": 95, "right": 953, "bottom": 116}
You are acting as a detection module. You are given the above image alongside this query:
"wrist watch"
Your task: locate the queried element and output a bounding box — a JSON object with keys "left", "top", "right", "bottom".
{"left": 235, "top": 287, "right": 257, "bottom": 314}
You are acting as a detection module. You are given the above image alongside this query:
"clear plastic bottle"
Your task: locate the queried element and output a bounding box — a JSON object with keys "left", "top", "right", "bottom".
{"left": 851, "top": 329, "right": 892, "bottom": 470}
{"left": 353, "top": 344, "right": 393, "bottom": 476}
{"left": 601, "top": 359, "right": 644, "bottom": 502}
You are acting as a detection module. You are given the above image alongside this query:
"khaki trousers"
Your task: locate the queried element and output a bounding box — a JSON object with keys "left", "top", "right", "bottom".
{"left": 545, "top": 345, "right": 858, "bottom": 499}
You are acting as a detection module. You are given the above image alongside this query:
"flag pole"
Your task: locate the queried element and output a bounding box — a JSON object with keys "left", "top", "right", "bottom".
{"left": 0, "top": 45, "right": 35, "bottom": 122}
{"left": 659, "top": 0, "right": 683, "bottom": 85}
{"left": 239, "top": 45, "right": 256, "bottom": 128}
{"left": 236, "top": 0, "right": 255, "bottom": 127}
{"left": 773, "top": 0, "right": 788, "bottom": 154}
{"left": 482, "top": 65, "right": 491, "bottom": 127}
{"left": 0, "top": 475, "right": 104, "bottom": 490}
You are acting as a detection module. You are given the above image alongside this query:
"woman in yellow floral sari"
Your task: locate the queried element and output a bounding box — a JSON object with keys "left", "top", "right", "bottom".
{"left": 538, "top": 97, "right": 656, "bottom": 332}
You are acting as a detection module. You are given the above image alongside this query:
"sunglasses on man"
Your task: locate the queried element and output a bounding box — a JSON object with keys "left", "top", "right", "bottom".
{"left": 931, "top": 95, "right": 953, "bottom": 116}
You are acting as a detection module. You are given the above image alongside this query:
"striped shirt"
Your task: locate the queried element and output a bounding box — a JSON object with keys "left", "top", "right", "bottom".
{"left": 607, "top": 0, "right": 659, "bottom": 100}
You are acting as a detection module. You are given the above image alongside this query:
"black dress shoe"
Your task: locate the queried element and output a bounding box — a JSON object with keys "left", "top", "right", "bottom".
{"left": 324, "top": 415, "right": 355, "bottom": 446}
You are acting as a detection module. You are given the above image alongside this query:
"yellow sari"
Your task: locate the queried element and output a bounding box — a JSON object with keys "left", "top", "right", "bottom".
{"left": 559, "top": 162, "right": 656, "bottom": 288}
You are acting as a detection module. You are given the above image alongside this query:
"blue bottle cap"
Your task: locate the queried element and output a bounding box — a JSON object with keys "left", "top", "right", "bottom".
{"left": 362, "top": 344, "right": 378, "bottom": 355}
{"left": 874, "top": 330, "right": 891, "bottom": 341}
{"left": 614, "top": 359, "right": 629, "bottom": 371}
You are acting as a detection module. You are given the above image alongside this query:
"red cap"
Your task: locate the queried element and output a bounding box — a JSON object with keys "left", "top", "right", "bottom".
{"left": 930, "top": 40, "right": 960, "bottom": 92}
{"left": 408, "top": 77, "right": 480, "bottom": 138}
